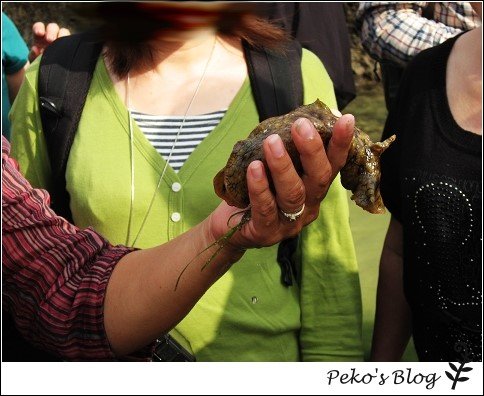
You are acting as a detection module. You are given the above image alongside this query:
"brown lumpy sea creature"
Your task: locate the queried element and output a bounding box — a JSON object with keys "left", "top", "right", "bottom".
{"left": 214, "top": 99, "right": 396, "bottom": 214}
{"left": 176, "top": 100, "right": 395, "bottom": 289}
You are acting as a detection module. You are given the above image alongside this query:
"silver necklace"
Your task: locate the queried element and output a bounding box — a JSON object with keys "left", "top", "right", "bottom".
{"left": 125, "top": 36, "right": 217, "bottom": 247}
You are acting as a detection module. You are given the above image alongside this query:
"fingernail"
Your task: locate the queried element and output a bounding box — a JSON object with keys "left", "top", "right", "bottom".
{"left": 331, "top": 108, "right": 342, "bottom": 117}
{"left": 345, "top": 114, "right": 355, "bottom": 130}
{"left": 267, "top": 134, "right": 285, "bottom": 158}
{"left": 249, "top": 161, "right": 264, "bottom": 180}
{"left": 295, "top": 118, "right": 314, "bottom": 140}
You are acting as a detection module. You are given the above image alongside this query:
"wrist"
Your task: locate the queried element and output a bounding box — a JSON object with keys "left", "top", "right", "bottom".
{"left": 203, "top": 214, "right": 247, "bottom": 260}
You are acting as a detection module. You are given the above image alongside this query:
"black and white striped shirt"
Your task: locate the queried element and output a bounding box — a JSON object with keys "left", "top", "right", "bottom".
{"left": 131, "top": 109, "right": 227, "bottom": 172}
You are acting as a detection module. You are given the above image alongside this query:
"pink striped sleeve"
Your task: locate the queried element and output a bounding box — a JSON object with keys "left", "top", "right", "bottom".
{"left": 2, "top": 137, "right": 142, "bottom": 361}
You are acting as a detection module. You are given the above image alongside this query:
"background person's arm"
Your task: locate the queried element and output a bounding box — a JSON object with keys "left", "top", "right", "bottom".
{"left": 357, "top": 2, "right": 470, "bottom": 66}
{"left": 29, "top": 22, "right": 71, "bottom": 62}
{"left": 370, "top": 216, "right": 412, "bottom": 361}
{"left": 5, "top": 63, "right": 29, "bottom": 104}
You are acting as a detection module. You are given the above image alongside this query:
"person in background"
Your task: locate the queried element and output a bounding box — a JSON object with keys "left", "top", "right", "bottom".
{"left": 8, "top": 2, "right": 363, "bottom": 362}
{"left": 264, "top": 2, "right": 356, "bottom": 111}
{"left": 372, "top": 1, "right": 482, "bottom": 362}
{"left": 356, "top": 2, "right": 480, "bottom": 112}
{"left": 2, "top": 12, "right": 70, "bottom": 139}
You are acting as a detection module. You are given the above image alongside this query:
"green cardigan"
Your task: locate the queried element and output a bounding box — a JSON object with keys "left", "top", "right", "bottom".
{"left": 11, "top": 48, "right": 363, "bottom": 362}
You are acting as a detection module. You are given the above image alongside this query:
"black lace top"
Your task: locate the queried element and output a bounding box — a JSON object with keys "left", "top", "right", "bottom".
{"left": 380, "top": 34, "right": 482, "bottom": 362}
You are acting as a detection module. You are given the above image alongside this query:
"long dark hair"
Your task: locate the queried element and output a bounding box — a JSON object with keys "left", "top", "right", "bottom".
{"left": 75, "top": 2, "right": 288, "bottom": 79}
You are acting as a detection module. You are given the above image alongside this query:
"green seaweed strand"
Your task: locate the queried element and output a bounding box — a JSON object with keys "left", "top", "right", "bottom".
{"left": 174, "top": 209, "right": 251, "bottom": 290}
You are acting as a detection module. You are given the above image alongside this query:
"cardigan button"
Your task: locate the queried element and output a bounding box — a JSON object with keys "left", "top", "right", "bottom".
{"left": 171, "top": 212, "right": 181, "bottom": 222}
{"left": 171, "top": 182, "right": 182, "bottom": 192}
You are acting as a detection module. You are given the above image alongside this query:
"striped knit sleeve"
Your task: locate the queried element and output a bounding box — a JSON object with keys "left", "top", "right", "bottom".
{"left": 2, "top": 138, "right": 137, "bottom": 361}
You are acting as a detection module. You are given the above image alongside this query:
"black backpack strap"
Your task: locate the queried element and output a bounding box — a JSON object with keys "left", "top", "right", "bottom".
{"left": 243, "top": 40, "right": 303, "bottom": 286}
{"left": 243, "top": 40, "right": 303, "bottom": 121}
{"left": 38, "top": 31, "right": 103, "bottom": 222}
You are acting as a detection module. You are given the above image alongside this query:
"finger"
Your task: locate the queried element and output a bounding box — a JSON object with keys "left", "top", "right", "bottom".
{"left": 291, "top": 118, "right": 331, "bottom": 210}
{"left": 326, "top": 113, "right": 354, "bottom": 177}
{"left": 32, "top": 22, "right": 46, "bottom": 41}
{"left": 246, "top": 160, "right": 278, "bottom": 229}
{"left": 263, "top": 134, "right": 305, "bottom": 216}
{"left": 45, "top": 23, "right": 60, "bottom": 43}
{"left": 58, "top": 28, "right": 71, "bottom": 38}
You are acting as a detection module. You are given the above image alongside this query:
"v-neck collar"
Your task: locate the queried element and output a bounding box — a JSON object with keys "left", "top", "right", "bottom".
{"left": 95, "top": 56, "right": 250, "bottom": 185}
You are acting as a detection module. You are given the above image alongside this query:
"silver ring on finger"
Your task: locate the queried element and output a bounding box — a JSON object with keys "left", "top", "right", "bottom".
{"left": 280, "top": 203, "right": 305, "bottom": 222}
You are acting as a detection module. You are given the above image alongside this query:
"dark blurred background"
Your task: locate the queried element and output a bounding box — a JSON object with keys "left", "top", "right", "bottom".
{"left": 2, "top": 2, "right": 378, "bottom": 86}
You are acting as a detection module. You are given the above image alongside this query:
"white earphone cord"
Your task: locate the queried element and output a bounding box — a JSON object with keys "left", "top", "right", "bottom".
{"left": 126, "top": 73, "right": 136, "bottom": 246}
{"left": 126, "top": 36, "right": 218, "bottom": 247}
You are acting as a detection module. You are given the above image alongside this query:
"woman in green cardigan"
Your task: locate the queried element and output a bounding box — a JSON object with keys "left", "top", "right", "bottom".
{"left": 10, "top": 2, "right": 363, "bottom": 361}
